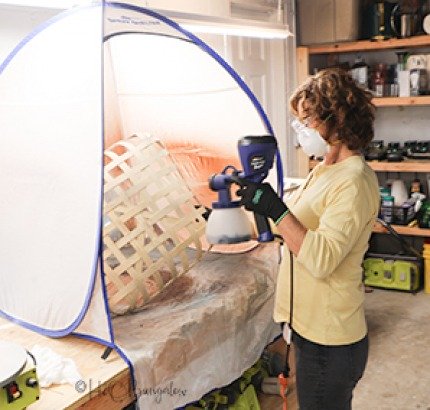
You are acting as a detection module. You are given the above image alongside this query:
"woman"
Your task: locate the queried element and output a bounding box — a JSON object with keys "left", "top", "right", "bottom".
{"left": 237, "top": 68, "right": 380, "bottom": 409}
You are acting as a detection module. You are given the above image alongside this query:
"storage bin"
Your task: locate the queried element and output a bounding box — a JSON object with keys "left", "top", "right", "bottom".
{"left": 297, "top": 0, "right": 360, "bottom": 45}
{"left": 380, "top": 203, "right": 415, "bottom": 225}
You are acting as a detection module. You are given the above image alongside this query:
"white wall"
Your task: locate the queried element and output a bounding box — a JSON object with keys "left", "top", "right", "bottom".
{"left": 142, "top": 0, "right": 230, "bottom": 16}
{"left": 375, "top": 107, "right": 430, "bottom": 145}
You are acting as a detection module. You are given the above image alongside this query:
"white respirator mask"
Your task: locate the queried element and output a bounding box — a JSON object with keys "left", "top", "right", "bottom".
{"left": 292, "top": 119, "right": 330, "bottom": 158}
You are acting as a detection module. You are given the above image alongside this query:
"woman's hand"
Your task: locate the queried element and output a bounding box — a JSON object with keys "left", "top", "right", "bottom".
{"left": 236, "top": 181, "right": 290, "bottom": 225}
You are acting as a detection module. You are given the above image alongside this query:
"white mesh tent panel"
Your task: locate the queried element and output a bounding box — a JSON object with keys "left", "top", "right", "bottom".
{"left": 75, "top": 260, "right": 113, "bottom": 342}
{"left": 107, "top": 34, "right": 267, "bottom": 156}
{"left": 104, "top": 4, "right": 273, "bottom": 208}
{"left": 0, "top": 6, "right": 106, "bottom": 337}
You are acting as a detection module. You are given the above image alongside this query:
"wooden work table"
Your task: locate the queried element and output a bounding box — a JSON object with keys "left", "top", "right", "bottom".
{"left": 0, "top": 317, "right": 134, "bottom": 410}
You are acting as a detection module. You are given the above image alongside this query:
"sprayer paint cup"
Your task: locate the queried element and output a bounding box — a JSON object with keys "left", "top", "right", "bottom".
{"left": 205, "top": 207, "right": 253, "bottom": 244}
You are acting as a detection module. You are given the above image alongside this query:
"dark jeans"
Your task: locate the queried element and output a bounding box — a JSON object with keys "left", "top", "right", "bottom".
{"left": 292, "top": 331, "right": 368, "bottom": 410}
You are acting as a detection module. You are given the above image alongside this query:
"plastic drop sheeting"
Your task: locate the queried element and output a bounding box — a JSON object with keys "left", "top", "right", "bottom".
{"left": 112, "top": 243, "right": 281, "bottom": 409}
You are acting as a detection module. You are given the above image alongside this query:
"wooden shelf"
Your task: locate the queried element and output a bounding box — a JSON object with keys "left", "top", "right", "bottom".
{"left": 297, "top": 37, "right": 430, "bottom": 239}
{"left": 298, "top": 38, "right": 430, "bottom": 108}
{"left": 305, "top": 35, "right": 430, "bottom": 55}
{"left": 373, "top": 223, "right": 430, "bottom": 237}
{"left": 309, "top": 159, "right": 430, "bottom": 172}
{"left": 373, "top": 96, "right": 430, "bottom": 107}
{"left": 367, "top": 160, "right": 430, "bottom": 172}
{"left": 305, "top": 168, "right": 430, "bottom": 236}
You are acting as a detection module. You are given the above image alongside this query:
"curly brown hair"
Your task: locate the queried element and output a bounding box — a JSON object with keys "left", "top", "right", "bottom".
{"left": 290, "top": 68, "right": 375, "bottom": 151}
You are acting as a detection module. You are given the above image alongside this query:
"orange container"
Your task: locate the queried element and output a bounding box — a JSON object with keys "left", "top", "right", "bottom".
{"left": 423, "top": 251, "right": 430, "bottom": 294}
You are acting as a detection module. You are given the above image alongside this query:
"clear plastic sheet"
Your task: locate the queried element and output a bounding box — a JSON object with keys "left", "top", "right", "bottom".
{"left": 112, "top": 243, "right": 281, "bottom": 409}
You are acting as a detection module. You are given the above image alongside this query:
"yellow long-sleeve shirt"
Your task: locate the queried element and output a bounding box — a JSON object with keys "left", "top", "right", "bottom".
{"left": 274, "top": 155, "right": 380, "bottom": 345}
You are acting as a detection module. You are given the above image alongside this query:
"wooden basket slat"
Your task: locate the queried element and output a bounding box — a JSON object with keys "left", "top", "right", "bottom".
{"left": 103, "top": 135, "right": 205, "bottom": 315}
{"left": 104, "top": 149, "right": 169, "bottom": 192}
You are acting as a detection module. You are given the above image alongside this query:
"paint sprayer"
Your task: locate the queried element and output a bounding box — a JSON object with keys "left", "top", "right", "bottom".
{"left": 205, "top": 135, "right": 278, "bottom": 244}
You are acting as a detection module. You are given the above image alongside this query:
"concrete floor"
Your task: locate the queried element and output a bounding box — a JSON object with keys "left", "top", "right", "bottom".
{"left": 259, "top": 289, "right": 430, "bottom": 410}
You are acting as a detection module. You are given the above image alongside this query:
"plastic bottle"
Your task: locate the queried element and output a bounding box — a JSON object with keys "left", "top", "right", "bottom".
{"left": 351, "top": 56, "right": 368, "bottom": 89}
{"left": 379, "top": 186, "right": 390, "bottom": 197}
{"left": 373, "top": 63, "right": 387, "bottom": 97}
{"left": 381, "top": 195, "right": 395, "bottom": 223}
{"left": 379, "top": 187, "right": 390, "bottom": 219}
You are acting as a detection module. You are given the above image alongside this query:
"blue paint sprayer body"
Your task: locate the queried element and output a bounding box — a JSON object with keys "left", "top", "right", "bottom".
{"left": 208, "top": 135, "right": 278, "bottom": 243}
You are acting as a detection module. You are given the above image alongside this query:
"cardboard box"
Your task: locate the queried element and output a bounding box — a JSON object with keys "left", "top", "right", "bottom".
{"left": 297, "top": 0, "right": 360, "bottom": 45}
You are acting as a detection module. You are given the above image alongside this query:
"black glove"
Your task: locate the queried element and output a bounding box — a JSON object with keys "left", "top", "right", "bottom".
{"left": 236, "top": 181, "right": 290, "bottom": 225}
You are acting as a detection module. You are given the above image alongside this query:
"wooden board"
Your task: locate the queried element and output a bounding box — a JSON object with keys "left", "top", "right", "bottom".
{"left": 306, "top": 35, "right": 430, "bottom": 55}
{"left": 367, "top": 160, "right": 430, "bottom": 172}
{"left": 372, "top": 222, "right": 430, "bottom": 237}
{"left": 0, "top": 318, "right": 133, "bottom": 410}
{"left": 309, "top": 159, "right": 430, "bottom": 173}
{"left": 373, "top": 96, "right": 430, "bottom": 107}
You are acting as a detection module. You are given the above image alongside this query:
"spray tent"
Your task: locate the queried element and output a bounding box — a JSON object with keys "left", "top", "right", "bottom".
{"left": 0, "top": 1, "right": 284, "bottom": 407}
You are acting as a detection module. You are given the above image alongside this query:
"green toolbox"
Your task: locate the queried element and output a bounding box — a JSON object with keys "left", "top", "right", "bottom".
{"left": 364, "top": 218, "right": 423, "bottom": 293}
{"left": 185, "top": 359, "right": 266, "bottom": 409}
{"left": 363, "top": 255, "right": 421, "bottom": 292}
